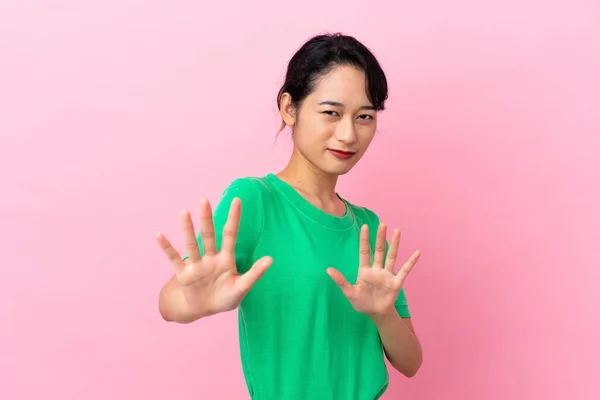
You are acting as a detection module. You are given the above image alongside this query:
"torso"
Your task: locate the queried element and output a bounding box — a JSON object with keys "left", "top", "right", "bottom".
{"left": 237, "top": 174, "right": 391, "bottom": 400}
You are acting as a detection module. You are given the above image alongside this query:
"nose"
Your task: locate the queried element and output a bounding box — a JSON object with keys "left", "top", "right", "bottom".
{"left": 334, "top": 117, "right": 358, "bottom": 144}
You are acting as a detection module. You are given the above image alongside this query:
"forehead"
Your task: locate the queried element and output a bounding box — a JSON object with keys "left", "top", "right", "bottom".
{"left": 308, "top": 65, "right": 371, "bottom": 105}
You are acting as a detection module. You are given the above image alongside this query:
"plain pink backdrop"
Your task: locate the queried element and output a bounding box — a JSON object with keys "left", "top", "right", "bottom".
{"left": 1, "top": 1, "right": 599, "bottom": 399}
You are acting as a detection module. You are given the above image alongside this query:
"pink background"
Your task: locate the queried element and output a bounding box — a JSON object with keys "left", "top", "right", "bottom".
{"left": 1, "top": 1, "right": 599, "bottom": 399}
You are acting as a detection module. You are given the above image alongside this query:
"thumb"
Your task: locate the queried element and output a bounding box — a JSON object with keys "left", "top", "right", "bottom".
{"left": 326, "top": 268, "right": 353, "bottom": 298}
{"left": 236, "top": 256, "right": 273, "bottom": 294}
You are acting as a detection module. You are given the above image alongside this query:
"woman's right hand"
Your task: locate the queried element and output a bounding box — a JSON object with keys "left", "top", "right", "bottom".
{"left": 156, "top": 197, "right": 272, "bottom": 320}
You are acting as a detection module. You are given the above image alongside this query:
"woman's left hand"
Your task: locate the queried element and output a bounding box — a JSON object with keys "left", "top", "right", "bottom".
{"left": 327, "top": 223, "right": 421, "bottom": 317}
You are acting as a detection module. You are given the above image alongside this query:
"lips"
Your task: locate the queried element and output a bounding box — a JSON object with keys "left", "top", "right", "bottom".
{"left": 328, "top": 149, "right": 356, "bottom": 159}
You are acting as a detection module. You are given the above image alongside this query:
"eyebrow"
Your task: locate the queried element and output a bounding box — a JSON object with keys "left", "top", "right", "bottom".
{"left": 318, "top": 101, "right": 376, "bottom": 111}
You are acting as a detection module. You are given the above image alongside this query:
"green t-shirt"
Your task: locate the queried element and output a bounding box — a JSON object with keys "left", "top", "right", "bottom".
{"left": 194, "top": 173, "right": 410, "bottom": 400}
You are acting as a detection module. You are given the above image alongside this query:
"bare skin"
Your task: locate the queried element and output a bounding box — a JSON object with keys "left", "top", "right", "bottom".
{"left": 157, "top": 64, "right": 423, "bottom": 376}
{"left": 156, "top": 198, "right": 272, "bottom": 323}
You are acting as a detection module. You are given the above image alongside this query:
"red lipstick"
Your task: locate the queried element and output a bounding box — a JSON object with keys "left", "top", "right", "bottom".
{"left": 328, "top": 149, "right": 355, "bottom": 159}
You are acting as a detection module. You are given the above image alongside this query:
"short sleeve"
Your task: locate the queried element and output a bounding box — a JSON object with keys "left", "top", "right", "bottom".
{"left": 363, "top": 208, "right": 412, "bottom": 319}
{"left": 183, "top": 177, "right": 264, "bottom": 274}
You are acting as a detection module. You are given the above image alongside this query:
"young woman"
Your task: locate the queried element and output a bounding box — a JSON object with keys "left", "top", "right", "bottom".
{"left": 156, "top": 33, "right": 423, "bottom": 400}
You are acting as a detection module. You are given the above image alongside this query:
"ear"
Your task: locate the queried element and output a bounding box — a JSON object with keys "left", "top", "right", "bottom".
{"left": 279, "top": 92, "right": 296, "bottom": 127}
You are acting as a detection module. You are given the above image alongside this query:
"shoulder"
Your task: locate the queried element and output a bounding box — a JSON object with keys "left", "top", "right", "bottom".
{"left": 345, "top": 199, "right": 381, "bottom": 227}
{"left": 345, "top": 201, "right": 384, "bottom": 245}
{"left": 220, "top": 175, "right": 271, "bottom": 203}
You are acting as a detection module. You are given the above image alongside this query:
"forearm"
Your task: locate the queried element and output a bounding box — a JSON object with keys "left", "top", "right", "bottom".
{"left": 158, "top": 275, "right": 207, "bottom": 324}
{"left": 371, "top": 310, "right": 422, "bottom": 377}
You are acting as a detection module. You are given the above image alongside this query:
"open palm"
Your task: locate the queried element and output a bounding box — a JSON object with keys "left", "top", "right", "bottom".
{"left": 156, "top": 198, "right": 272, "bottom": 318}
{"left": 327, "top": 223, "right": 421, "bottom": 317}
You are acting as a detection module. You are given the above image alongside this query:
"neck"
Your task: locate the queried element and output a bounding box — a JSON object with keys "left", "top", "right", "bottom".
{"left": 276, "top": 148, "right": 339, "bottom": 201}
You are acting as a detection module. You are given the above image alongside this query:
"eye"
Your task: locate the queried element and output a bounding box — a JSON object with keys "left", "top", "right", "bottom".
{"left": 322, "top": 110, "right": 339, "bottom": 117}
{"left": 358, "top": 114, "right": 374, "bottom": 120}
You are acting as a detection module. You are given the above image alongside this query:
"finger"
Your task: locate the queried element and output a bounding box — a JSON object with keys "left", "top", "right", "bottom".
{"left": 156, "top": 231, "right": 185, "bottom": 273}
{"left": 395, "top": 249, "right": 421, "bottom": 285}
{"left": 236, "top": 256, "right": 273, "bottom": 294}
{"left": 220, "top": 198, "right": 241, "bottom": 255}
{"left": 326, "top": 268, "right": 354, "bottom": 299}
{"left": 372, "top": 223, "right": 387, "bottom": 268}
{"left": 384, "top": 228, "right": 401, "bottom": 272}
{"left": 359, "top": 224, "right": 371, "bottom": 267}
{"left": 199, "top": 198, "right": 217, "bottom": 256}
{"left": 181, "top": 209, "right": 201, "bottom": 263}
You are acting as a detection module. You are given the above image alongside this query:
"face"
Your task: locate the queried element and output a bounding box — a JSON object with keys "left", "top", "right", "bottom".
{"left": 280, "top": 65, "right": 378, "bottom": 176}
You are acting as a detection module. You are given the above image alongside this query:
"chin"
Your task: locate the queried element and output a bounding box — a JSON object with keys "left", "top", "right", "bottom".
{"left": 306, "top": 152, "right": 361, "bottom": 176}
{"left": 321, "top": 164, "right": 355, "bottom": 176}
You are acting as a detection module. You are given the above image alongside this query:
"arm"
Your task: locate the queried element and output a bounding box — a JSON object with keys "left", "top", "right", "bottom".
{"left": 371, "top": 313, "right": 422, "bottom": 377}
{"left": 326, "top": 219, "right": 424, "bottom": 377}
{"left": 375, "top": 234, "right": 423, "bottom": 376}
{"left": 157, "top": 178, "right": 267, "bottom": 324}
{"left": 370, "top": 212, "right": 422, "bottom": 376}
{"left": 159, "top": 274, "right": 213, "bottom": 323}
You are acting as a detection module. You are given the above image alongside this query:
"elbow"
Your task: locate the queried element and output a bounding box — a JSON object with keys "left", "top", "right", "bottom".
{"left": 402, "top": 365, "right": 420, "bottom": 378}
{"left": 396, "top": 350, "right": 423, "bottom": 378}
{"left": 399, "top": 361, "right": 422, "bottom": 378}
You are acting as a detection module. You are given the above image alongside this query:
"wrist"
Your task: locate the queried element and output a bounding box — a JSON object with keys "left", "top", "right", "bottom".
{"left": 368, "top": 307, "right": 398, "bottom": 326}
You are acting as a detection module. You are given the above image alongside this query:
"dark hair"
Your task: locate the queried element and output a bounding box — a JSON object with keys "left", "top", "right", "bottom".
{"left": 277, "top": 33, "right": 388, "bottom": 130}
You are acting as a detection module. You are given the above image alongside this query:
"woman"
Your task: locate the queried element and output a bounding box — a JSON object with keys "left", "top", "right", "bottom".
{"left": 156, "top": 33, "right": 423, "bottom": 400}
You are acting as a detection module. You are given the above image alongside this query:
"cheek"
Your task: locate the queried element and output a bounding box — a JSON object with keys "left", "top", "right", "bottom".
{"left": 357, "top": 126, "right": 376, "bottom": 147}
{"left": 307, "top": 115, "right": 334, "bottom": 133}
{"left": 295, "top": 117, "right": 334, "bottom": 145}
